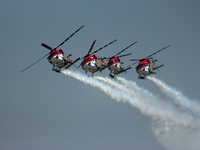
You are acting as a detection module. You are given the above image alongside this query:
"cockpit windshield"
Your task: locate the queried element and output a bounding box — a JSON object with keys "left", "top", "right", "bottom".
{"left": 47, "top": 52, "right": 59, "bottom": 59}
{"left": 85, "top": 57, "right": 93, "bottom": 62}
{"left": 136, "top": 64, "right": 145, "bottom": 69}
{"left": 108, "top": 59, "right": 116, "bottom": 66}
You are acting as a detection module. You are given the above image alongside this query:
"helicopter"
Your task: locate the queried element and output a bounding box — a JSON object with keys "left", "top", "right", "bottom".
{"left": 130, "top": 45, "right": 171, "bottom": 79}
{"left": 78, "top": 39, "right": 117, "bottom": 75}
{"left": 20, "top": 25, "right": 84, "bottom": 73}
{"left": 100, "top": 41, "right": 138, "bottom": 78}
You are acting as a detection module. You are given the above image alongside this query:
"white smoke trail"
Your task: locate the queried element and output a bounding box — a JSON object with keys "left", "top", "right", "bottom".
{"left": 116, "top": 76, "right": 157, "bottom": 100}
{"left": 97, "top": 76, "right": 200, "bottom": 125}
{"left": 146, "top": 76, "right": 200, "bottom": 115}
{"left": 62, "top": 70, "right": 199, "bottom": 127}
{"left": 116, "top": 76, "right": 145, "bottom": 93}
{"left": 152, "top": 117, "right": 200, "bottom": 150}
{"left": 94, "top": 76, "right": 137, "bottom": 97}
{"left": 61, "top": 70, "right": 137, "bottom": 104}
{"left": 61, "top": 70, "right": 200, "bottom": 150}
{"left": 116, "top": 76, "right": 200, "bottom": 150}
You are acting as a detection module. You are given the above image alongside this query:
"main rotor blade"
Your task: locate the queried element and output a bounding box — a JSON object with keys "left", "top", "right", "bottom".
{"left": 54, "top": 25, "right": 84, "bottom": 50}
{"left": 145, "top": 45, "right": 171, "bottom": 59}
{"left": 90, "top": 39, "right": 117, "bottom": 55}
{"left": 78, "top": 40, "right": 96, "bottom": 67}
{"left": 130, "top": 59, "right": 141, "bottom": 61}
{"left": 20, "top": 52, "right": 50, "bottom": 73}
{"left": 132, "top": 62, "right": 138, "bottom": 66}
{"left": 41, "top": 43, "right": 53, "bottom": 50}
{"left": 77, "top": 63, "right": 82, "bottom": 69}
{"left": 88, "top": 40, "right": 97, "bottom": 55}
{"left": 118, "top": 53, "right": 132, "bottom": 58}
{"left": 114, "top": 41, "right": 138, "bottom": 57}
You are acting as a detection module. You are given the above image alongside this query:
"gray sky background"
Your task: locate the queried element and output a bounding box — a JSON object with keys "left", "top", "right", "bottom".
{"left": 1, "top": 0, "right": 200, "bottom": 150}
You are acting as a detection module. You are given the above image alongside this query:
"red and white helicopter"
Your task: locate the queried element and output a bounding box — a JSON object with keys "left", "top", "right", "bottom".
{"left": 20, "top": 25, "right": 84, "bottom": 73}
{"left": 100, "top": 41, "right": 138, "bottom": 78}
{"left": 78, "top": 39, "right": 117, "bottom": 75}
{"left": 130, "top": 45, "right": 171, "bottom": 79}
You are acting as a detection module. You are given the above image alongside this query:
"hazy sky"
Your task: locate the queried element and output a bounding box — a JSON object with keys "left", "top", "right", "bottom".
{"left": 1, "top": 1, "right": 200, "bottom": 150}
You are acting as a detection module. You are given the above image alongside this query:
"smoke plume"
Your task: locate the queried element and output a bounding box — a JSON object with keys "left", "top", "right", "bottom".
{"left": 61, "top": 70, "right": 200, "bottom": 150}
{"left": 146, "top": 76, "right": 200, "bottom": 116}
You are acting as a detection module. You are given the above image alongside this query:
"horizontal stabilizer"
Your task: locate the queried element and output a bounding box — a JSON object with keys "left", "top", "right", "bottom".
{"left": 99, "top": 66, "right": 107, "bottom": 72}
{"left": 73, "top": 56, "right": 81, "bottom": 64}
{"left": 65, "top": 57, "right": 81, "bottom": 69}
{"left": 154, "top": 64, "right": 165, "bottom": 70}
{"left": 124, "top": 66, "right": 132, "bottom": 71}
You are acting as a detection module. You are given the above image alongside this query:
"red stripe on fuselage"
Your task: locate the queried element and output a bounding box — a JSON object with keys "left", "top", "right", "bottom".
{"left": 136, "top": 60, "right": 151, "bottom": 71}
{"left": 108, "top": 57, "right": 120, "bottom": 67}
{"left": 82, "top": 55, "right": 96, "bottom": 67}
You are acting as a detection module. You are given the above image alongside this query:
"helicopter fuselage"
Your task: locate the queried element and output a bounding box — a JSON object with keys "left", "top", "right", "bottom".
{"left": 81, "top": 55, "right": 99, "bottom": 73}
{"left": 108, "top": 57, "right": 123, "bottom": 74}
{"left": 136, "top": 60, "right": 150, "bottom": 75}
{"left": 135, "top": 59, "right": 164, "bottom": 79}
{"left": 47, "top": 50, "right": 66, "bottom": 68}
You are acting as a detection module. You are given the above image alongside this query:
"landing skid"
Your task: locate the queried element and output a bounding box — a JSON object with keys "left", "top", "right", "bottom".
{"left": 84, "top": 71, "right": 94, "bottom": 77}
{"left": 109, "top": 73, "right": 115, "bottom": 78}
{"left": 52, "top": 67, "right": 61, "bottom": 73}
{"left": 87, "top": 74, "right": 93, "bottom": 77}
{"left": 138, "top": 75, "right": 146, "bottom": 79}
